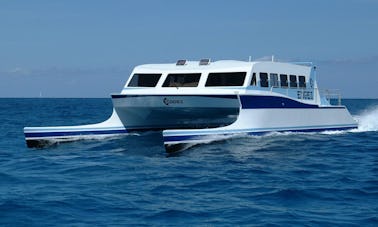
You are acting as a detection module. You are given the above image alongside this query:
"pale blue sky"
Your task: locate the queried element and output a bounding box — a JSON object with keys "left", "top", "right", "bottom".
{"left": 0, "top": 0, "right": 377, "bottom": 98}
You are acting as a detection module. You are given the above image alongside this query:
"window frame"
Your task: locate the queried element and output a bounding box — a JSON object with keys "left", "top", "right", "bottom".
{"left": 162, "top": 73, "right": 201, "bottom": 87}
{"left": 289, "top": 75, "right": 298, "bottom": 88}
{"left": 269, "top": 73, "right": 279, "bottom": 87}
{"left": 205, "top": 72, "right": 246, "bottom": 87}
{"left": 259, "top": 72, "right": 269, "bottom": 88}
{"left": 298, "top": 75, "right": 306, "bottom": 88}
{"left": 280, "top": 74, "right": 288, "bottom": 88}
{"left": 127, "top": 73, "right": 162, "bottom": 87}
{"left": 250, "top": 72, "right": 257, "bottom": 86}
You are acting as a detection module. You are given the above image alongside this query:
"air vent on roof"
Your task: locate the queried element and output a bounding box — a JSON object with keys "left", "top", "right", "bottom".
{"left": 176, "top": 59, "right": 187, "bottom": 66}
{"left": 199, "top": 58, "right": 211, "bottom": 66}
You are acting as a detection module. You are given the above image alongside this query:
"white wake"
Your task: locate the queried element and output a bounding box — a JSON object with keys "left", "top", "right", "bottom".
{"left": 352, "top": 105, "right": 378, "bottom": 132}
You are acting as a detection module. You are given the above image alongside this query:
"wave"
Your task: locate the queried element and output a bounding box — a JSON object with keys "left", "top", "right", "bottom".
{"left": 352, "top": 105, "right": 378, "bottom": 132}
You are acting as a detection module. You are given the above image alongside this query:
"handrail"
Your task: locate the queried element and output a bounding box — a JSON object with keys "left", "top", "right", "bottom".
{"left": 320, "top": 89, "right": 341, "bottom": 106}
{"left": 289, "top": 62, "right": 313, "bottom": 67}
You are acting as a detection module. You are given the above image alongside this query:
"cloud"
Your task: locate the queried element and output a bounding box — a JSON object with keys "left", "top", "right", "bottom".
{"left": 0, "top": 66, "right": 131, "bottom": 79}
{"left": 317, "top": 56, "right": 378, "bottom": 64}
{"left": 1, "top": 67, "right": 31, "bottom": 76}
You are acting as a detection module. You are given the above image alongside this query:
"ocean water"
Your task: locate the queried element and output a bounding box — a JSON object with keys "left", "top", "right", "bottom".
{"left": 1, "top": 98, "right": 377, "bottom": 226}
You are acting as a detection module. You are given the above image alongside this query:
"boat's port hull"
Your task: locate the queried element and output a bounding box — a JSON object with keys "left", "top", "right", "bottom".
{"left": 24, "top": 109, "right": 128, "bottom": 148}
{"left": 24, "top": 128, "right": 129, "bottom": 148}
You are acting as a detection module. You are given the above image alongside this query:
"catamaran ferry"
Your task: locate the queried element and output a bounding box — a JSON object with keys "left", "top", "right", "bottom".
{"left": 24, "top": 58, "right": 357, "bottom": 152}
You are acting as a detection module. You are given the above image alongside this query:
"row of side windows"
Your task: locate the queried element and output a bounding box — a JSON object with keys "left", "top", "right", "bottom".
{"left": 128, "top": 72, "right": 246, "bottom": 87}
{"left": 128, "top": 72, "right": 306, "bottom": 88}
{"left": 251, "top": 73, "right": 306, "bottom": 88}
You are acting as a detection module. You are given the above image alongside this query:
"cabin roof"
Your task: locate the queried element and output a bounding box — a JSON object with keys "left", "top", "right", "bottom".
{"left": 135, "top": 60, "right": 253, "bottom": 71}
{"left": 134, "top": 60, "right": 311, "bottom": 73}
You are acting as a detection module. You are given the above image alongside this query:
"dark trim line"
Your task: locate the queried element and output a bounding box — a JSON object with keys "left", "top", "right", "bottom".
{"left": 25, "top": 129, "right": 128, "bottom": 138}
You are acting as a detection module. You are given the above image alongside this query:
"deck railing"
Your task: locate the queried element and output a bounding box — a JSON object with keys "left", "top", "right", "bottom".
{"left": 320, "top": 89, "right": 342, "bottom": 106}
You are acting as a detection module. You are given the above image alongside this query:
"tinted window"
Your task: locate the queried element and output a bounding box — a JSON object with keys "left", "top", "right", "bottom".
{"left": 280, "top": 74, "right": 288, "bottom": 87}
{"left": 162, "top": 73, "right": 201, "bottom": 87}
{"left": 260, "top": 73, "right": 268, "bottom": 87}
{"left": 270, "top": 73, "right": 279, "bottom": 87}
{"left": 290, "top": 75, "right": 298, "bottom": 88}
{"left": 298, "top": 76, "right": 306, "bottom": 88}
{"left": 205, "top": 72, "right": 246, "bottom": 86}
{"left": 250, "top": 73, "right": 257, "bottom": 86}
{"left": 128, "top": 74, "right": 162, "bottom": 87}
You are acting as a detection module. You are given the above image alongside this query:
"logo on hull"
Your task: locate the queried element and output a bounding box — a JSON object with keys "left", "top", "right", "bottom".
{"left": 163, "top": 98, "right": 183, "bottom": 105}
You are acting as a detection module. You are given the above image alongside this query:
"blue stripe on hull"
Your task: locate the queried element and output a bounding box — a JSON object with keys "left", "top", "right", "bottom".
{"left": 240, "top": 95, "right": 344, "bottom": 109}
{"left": 25, "top": 129, "right": 128, "bottom": 138}
{"left": 164, "top": 126, "right": 357, "bottom": 143}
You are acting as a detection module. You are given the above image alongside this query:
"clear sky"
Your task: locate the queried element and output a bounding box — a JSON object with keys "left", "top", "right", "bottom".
{"left": 0, "top": 0, "right": 377, "bottom": 98}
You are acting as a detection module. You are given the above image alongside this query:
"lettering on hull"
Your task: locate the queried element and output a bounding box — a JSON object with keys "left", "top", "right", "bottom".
{"left": 163, "top": 98, "right": 184, "bottom": 105}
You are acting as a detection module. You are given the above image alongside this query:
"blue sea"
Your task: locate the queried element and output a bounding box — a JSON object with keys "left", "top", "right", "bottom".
{"left": 1, "top": 98, "right": 377, "bottom": 226}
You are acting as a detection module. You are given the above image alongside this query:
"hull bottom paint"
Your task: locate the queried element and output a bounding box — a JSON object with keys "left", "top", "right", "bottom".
{"left": 26, "top": 139, "right": 54, "bottom": 148}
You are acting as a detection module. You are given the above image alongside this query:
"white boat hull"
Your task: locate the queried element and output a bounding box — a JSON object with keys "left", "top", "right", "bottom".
{"left": 24, "top": 109, "right": 128, "bottom": 148}
{"left": 163, "top": 95, "right": 358, "bottom": 152}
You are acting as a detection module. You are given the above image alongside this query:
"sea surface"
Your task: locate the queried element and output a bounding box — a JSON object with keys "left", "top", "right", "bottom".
{"left": 1, "top": 98, "right": 377, "bottom": 226}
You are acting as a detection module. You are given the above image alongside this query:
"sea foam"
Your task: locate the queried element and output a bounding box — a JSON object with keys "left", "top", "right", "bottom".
{"left": 352, "top": 105, "right": 378, "bottom": 132}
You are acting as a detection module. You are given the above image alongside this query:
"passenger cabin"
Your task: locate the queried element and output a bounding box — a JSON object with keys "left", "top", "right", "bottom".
{"left": 124, "top": 60, "right": 316, "bottom": 101}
